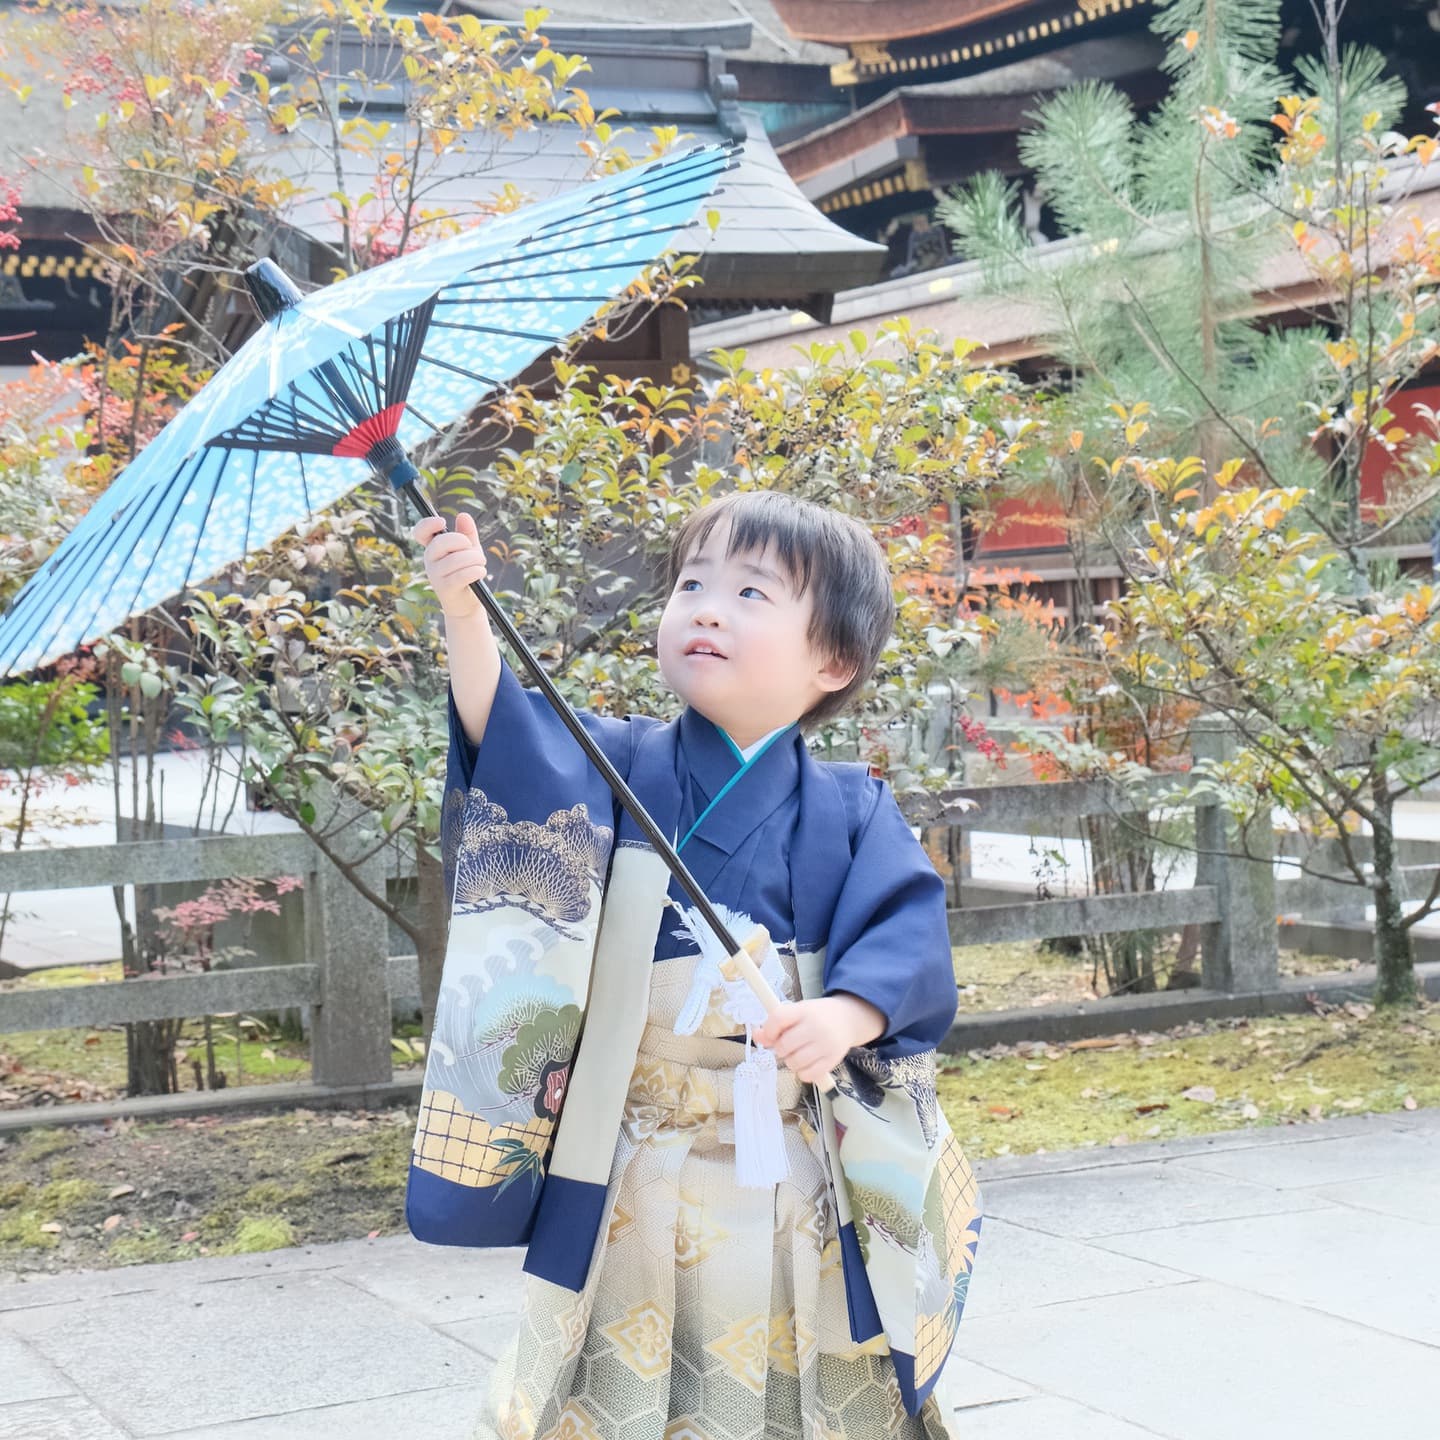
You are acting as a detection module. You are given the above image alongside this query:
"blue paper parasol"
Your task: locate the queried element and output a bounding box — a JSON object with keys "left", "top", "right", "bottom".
{"left": 0, "top": 138, "right": 768, "bottom": 970}
{"left": 0, "top": 142, "right": 732, "bottom": 676}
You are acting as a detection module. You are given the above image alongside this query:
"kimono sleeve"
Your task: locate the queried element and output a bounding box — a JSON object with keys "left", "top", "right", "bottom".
{"left": 822, "top": 778, "right": 958, "bottom": 1059}
{"left": 442, "top": 657, "right": 648, "bottom": 894}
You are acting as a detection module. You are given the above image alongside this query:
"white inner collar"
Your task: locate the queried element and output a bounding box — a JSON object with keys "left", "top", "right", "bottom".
{"left": 729, "top": 723, "right": 791, "bottom": 763}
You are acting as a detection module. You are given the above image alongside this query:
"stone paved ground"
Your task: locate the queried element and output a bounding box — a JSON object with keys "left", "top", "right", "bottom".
{"left": 3, "top": 1108, "right": 1437, "bottom": 1439}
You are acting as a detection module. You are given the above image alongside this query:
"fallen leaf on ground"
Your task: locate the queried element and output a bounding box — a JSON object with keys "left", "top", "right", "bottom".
{"left": 1135, "top": 1102, "right": 1170, "bottom": 1115}
{"left": 1404, "top": 1096, "right": 1419, "bottom": 1110}
{"left": 102, "top": 1215, "right": 121, "bottom": 1232}
{"left": 108, "top": 1184, "right": 135, "bottom": 1199}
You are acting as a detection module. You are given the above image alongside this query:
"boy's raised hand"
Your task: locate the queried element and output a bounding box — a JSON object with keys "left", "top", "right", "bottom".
{"left": 413, "top": 513, "right": 488, "bottom": 620}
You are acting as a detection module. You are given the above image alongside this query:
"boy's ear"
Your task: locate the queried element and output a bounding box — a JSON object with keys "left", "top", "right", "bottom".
{"left": 815, "top": 655, "right": 857, "bottom": 695}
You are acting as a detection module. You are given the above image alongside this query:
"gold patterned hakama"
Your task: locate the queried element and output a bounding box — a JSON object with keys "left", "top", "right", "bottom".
{"left": 471, "top": 954, "right": 958, "bottom": 1440}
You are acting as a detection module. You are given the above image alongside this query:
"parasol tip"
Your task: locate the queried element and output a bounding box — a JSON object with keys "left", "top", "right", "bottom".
{"left": 244, "top": 258, "right": 305, "bottom": 322}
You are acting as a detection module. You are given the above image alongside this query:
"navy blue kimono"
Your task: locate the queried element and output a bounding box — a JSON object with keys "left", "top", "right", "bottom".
{"left": 410, "top": 660, "right": 980, "bottom": 1414}
{"left": 444, "top": 663, "right": 959, "bottom": 1053}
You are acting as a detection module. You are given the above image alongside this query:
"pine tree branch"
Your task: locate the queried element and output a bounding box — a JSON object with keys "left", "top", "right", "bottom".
{"left": 1117, "top": 278, "right": 1280, "bottom": 486}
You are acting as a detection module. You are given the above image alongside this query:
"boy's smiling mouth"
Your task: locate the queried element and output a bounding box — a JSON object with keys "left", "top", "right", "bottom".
{"left": 684, "top": 639, "right": 728, "bottom": 659}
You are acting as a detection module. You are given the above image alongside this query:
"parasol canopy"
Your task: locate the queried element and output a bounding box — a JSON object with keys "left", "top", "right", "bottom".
{"left": 0, "top": 143, "right": 734, "bottom": 676}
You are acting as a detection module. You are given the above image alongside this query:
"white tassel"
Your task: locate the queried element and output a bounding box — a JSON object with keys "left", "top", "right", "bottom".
{"left": 733, "top": 1031, "right": 789, "bottom": 1189}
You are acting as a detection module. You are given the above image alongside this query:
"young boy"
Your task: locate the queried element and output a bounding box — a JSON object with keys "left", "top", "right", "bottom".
{"left": 409, "top": 491, "right": 980, "bottom": 1440}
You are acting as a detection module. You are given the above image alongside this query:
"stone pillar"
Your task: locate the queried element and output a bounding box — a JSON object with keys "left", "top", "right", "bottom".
{"left": 304, "top": 791, "right": 393, "bottom": 1088}
{"left": 1192, "top": 716, "right": 1279, "bottom": 991}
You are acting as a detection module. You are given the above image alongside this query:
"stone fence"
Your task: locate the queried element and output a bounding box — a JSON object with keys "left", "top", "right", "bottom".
{"left": 0, "top": 831, "right": 413, "bottom": 1094}
{"left": 919, "top": 732, "right": 1277, "bottom": 996}
{"left": 0, "top": 719, "right": 1289, "bottom": 1111}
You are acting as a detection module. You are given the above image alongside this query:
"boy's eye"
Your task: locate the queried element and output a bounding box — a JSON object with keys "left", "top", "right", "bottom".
{"left": 679, "top": 579, "right": 701, "bottom": 592}
{"left": 739, "top": 585, "right": 767, "bottom": 601}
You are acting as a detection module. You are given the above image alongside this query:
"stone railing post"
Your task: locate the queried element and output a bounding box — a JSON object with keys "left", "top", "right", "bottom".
{"left": 304, "top": 790, "right": 393, "bottom": 1089}
{"left": 921, "top": 682, "right": 971, "bottom": 904}
{"left": 1191, "top": 715, "right": 1279, "bottom": 991}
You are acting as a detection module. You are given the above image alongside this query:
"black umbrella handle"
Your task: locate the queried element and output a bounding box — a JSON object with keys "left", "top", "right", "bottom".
{"left": 398, "top": 478, "right": 745, "bottom": 959}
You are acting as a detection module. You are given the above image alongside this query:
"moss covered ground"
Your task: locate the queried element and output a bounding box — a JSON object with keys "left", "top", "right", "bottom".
{"left": 940, "top": 1001, "right": 1439, "bottom": 1159}
{"left": 0, "top": 1107, "right": 413, "bottom": 1272}
{"left": 950, "top": 939, "right": 1362, "bottom": 1014}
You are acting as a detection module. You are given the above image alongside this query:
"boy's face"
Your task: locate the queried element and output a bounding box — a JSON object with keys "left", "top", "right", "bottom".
{"left": 657, "top": 519, "right": 854, "bottom": 748}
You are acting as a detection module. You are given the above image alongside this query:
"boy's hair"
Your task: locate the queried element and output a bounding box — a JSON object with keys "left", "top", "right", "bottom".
{"left": 665, "top": 491, "right": 894, "bottom": 729}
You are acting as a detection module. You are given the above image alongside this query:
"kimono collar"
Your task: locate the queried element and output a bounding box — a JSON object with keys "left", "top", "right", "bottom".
{"left": 621, "top": 710, "right": 861, "bottom": 955}
{"left": 674, "top": 707, "right": 801, "bottom": 857}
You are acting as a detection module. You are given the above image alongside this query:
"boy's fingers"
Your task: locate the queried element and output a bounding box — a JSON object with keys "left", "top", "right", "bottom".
{"left": 430, "top": 533, "right": 490, "bottom": 567}
{"left": 781, "top": 1042, "right": 824, "bottom": 1072}
{"left": 431, "top": 543, "right": 489, "bottom": 573}
{"left": 755, "top": 1004, "right": 801, "bottom": 1046}
{"left": 779, "top": 1046, "right": 827, "bottom": 1082}
{"left": 426, "top": 532, "right": 472, "bottom": 558}
{"left": 413, "top": 513, "right": 482, "bottom": 550}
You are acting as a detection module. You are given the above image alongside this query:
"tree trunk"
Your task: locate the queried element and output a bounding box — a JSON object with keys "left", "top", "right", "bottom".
{"left": 118, "top": 813, "right": 184, "bottom": 1095}
{"left": 1084, "top": 811, "right": 1158, "bottom": 995}
{"left": 113, "top": 644, "right": 188, "bottom": 1096}
{"left": 1369, "top": 774, "right": 1416, "bottom": 1007}
{"left": 126, "top": 1018, "right": 182, "bottom": 1095}
{"left": 414, "top": 841, "right": 450, "bottom": 1045}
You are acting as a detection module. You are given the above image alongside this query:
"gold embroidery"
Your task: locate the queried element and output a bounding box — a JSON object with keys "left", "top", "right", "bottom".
{"left": 675, "top": 1185, "right": 729, "bottom": 1270}
{"left": 602, "top": 1299, "right": 673, "bottom": 1380}
{"left": 545, "top": 1401, "right": 604, "bottom": 1439}
{"left": 705, "top": 1314, "right": 769, "bottom": 1394}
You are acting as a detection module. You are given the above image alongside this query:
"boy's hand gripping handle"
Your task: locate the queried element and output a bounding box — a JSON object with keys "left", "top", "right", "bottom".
{"left": 721, "top": 926, "right": 839, "bottom": 1096}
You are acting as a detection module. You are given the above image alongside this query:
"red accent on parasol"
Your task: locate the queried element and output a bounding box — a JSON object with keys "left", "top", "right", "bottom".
{"left": 332, "top": 402, "right": 407, "bottom": 458}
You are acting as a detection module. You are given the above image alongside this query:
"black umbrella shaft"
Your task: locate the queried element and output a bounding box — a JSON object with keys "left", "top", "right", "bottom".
{"left": 399, "top": 479, "right": 744, "bottom": 958}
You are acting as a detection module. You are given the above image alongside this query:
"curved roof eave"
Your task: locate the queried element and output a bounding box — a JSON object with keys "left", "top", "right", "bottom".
{"left": 272, "top": 110, "right": 886, "bottom": 302}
